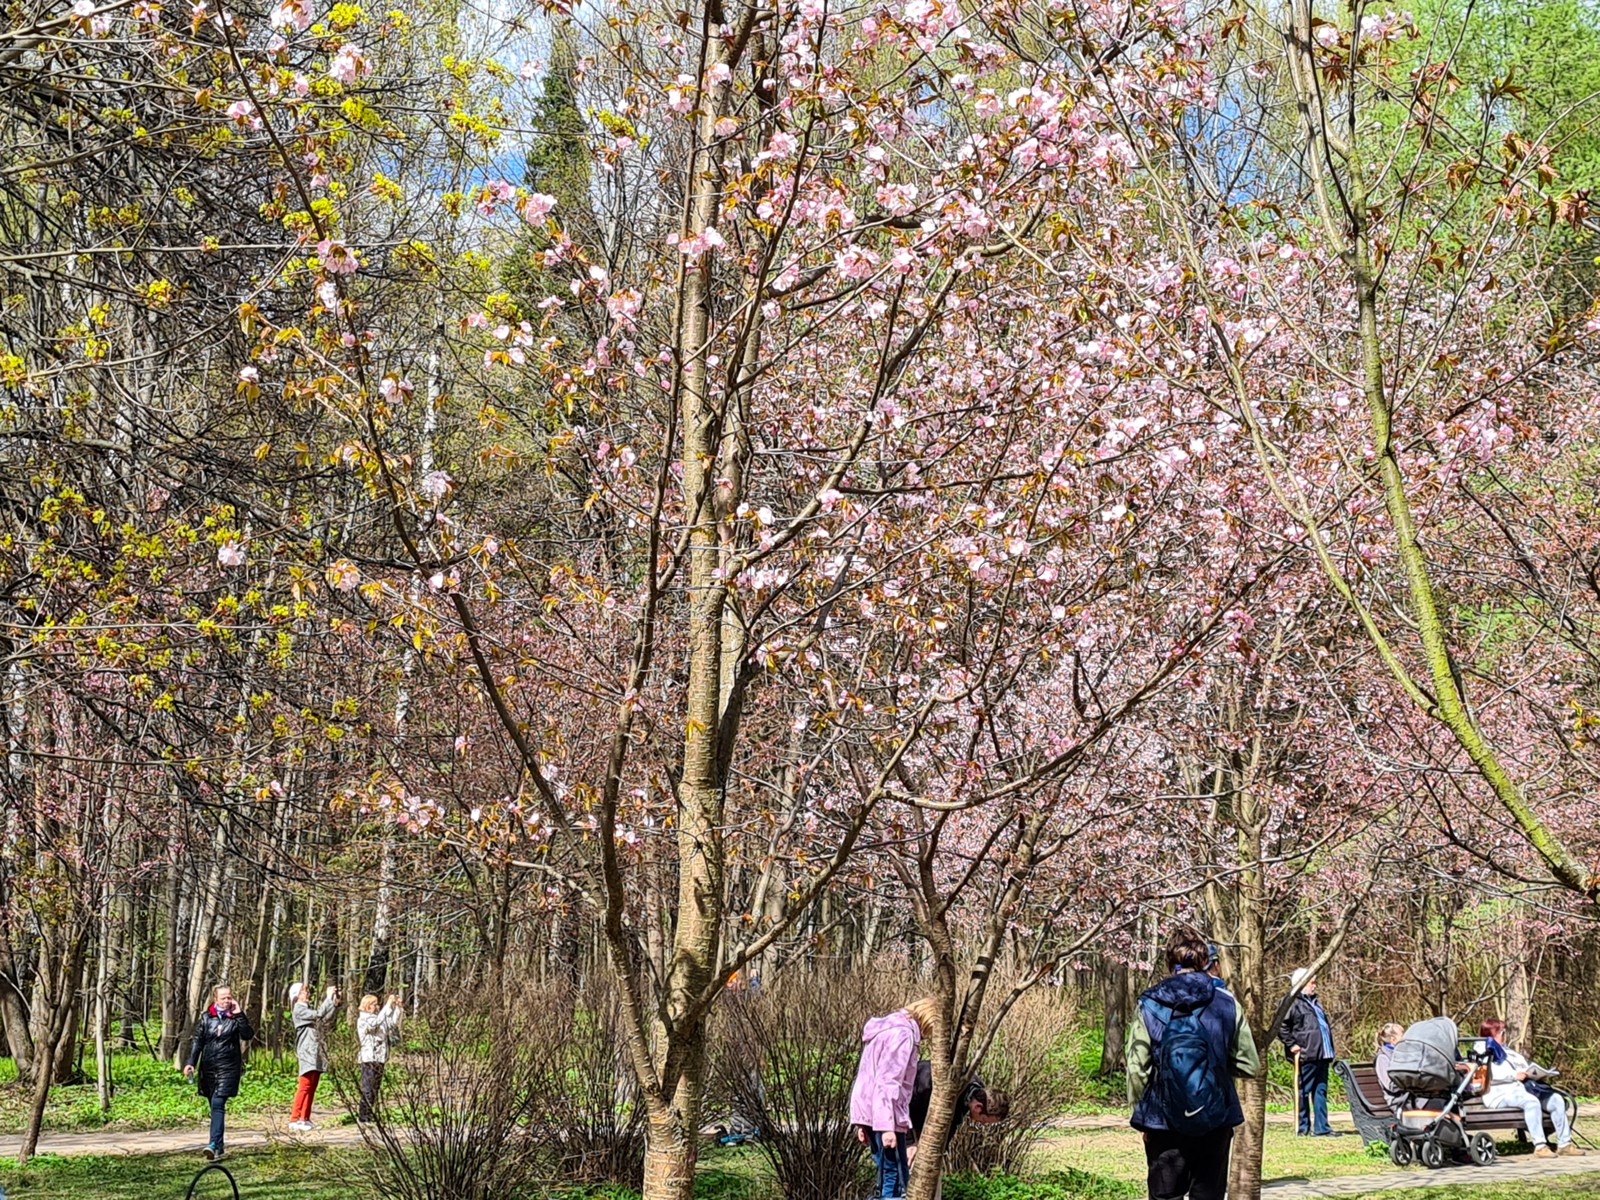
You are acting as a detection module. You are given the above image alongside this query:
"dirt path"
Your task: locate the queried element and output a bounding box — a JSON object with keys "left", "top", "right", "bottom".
{"left": 0, "top": 1107, "right": 363, "bottom": 1160}
{"left": 1260, "top": 1154, "right": 1600, "bottom": 1197}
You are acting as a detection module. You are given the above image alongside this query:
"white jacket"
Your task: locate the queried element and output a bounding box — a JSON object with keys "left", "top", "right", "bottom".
{"left": 357, "top": 1003, "right": 402, "bottom": 1065}
{"left": 1484, "top": 1046, "right": 1534, "bottom": 1108}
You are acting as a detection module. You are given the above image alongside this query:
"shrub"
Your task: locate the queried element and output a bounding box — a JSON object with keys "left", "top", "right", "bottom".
{"left": 332, "top": 977, "right": 567, "bottom": 1200}
{"left": 537, "top": 973, "right": 647, "bottom": 1187}
{"left": 943, "top": 1170, "right": 1140, "bottom": 1200}
{"left": 943, "top": 987, "right": 1077, "bottom": 1177}
{"left": 331, "top": 973, "right": 645, "bottom": 1198}
{"left": 712, "top": 966, "right": 895, "bottom": 1200}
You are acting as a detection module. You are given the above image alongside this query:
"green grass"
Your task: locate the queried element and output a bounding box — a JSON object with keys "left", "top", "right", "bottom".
{"left": 0, "top": 1051, "right": 301, "bottom": 1134}
{"left": 945, "top": 1169, "right": 1140, "bottom": 1200}
{"left": 1338, "top": 1176, "right": 1600, "bottom": 1200}
{"left": 0, "top": 1144, "right": 357, "bottom": 1198}
{"left": 1040, "top": 1125, "right": 1380, "bottom": 1185}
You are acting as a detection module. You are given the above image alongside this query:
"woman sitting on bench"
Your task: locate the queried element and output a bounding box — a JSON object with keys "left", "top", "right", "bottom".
{"left": 1478, "top": 1019, "right": 1585, "bottom": 1158}
{"left": 1374, "top": 1024, "right": 1406, "bottom": 1116}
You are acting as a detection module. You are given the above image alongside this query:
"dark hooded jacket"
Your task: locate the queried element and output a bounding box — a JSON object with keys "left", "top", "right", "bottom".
{"left": 1125, "top": 970, "right": 1259, "bottom": 1133}
{"left": 187, "top": 1006, "right": 254, "bottom": 1100}
{"left": 1277, "top": 994, "right": 1334, "bottom": 1061}
{"left": 908, "top": 1060, "right": 985, "bottom": 1145}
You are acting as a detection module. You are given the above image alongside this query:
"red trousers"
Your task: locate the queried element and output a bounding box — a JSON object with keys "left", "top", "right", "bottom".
{"left": 290, "top": 1071, "right": 321, "bottom": 1122}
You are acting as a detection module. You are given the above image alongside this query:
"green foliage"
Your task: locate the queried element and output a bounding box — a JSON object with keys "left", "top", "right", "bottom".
{"left": 0, "top": 1145, "right": 354, "bottom": 1199}
{"left": 0, "top": 1047, "right": 300, "bottom": 1133}
{"left": 1461, "top": 0, "right": 1600, "bottom": 189}
{"left": 943, "top": 1169, "right": 1142, "bottom": 1200}
{"left": 552, "top": 1167, "right": 757, "bottom": 1200}
{"left": 524, "top": 28, "right": 591, "bottom": 207}
{"left": 1338, "top": 1175, "right": 1600, "bottom": 1200}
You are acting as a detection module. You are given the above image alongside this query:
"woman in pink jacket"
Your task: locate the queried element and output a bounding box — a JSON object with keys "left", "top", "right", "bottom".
{"left": 850, "top": 997, "right": 939, "bottom": 1198}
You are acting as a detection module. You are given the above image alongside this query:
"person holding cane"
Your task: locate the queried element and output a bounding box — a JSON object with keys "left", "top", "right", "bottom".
{"left": 288, "top": 981, "right": 340, "bottom": 1131}
{"left": 184, "top": 984, "right": 254, "bottom": 1161}
{"left": 1278, "top": 969, "right": 1335, "bottom": 1136}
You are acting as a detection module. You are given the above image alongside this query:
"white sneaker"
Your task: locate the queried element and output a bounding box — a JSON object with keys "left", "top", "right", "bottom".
{"left": 289, "top": 1120, "right": 314, "bottom": 1132}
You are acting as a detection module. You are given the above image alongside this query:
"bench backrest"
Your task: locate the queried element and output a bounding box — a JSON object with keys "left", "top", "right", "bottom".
{"left": 1343, "top": 1060, "right": 1542, "bottom": 1130}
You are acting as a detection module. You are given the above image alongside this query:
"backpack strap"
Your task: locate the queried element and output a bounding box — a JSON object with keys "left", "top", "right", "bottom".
{"left": 1141, "top": 997, "right": 1174, "bottom": 1042}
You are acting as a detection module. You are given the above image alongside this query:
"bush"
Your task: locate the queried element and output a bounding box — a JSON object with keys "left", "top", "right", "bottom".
{"left": 712, "top": 966, "right": 894, "bottom": 1200}
{"left": 943, "top": 1170, "right": 1140, "bottom": 1200}
{"left": 538, "top": 973, "right": 647, "bottom": 1187}
{"left": 330, "top": 973, "right": 645, "bottom": 1198}
{"left": 338, "top": 977, "right": 561, "bottom": 1200}
{"left": 944, "top": 987, "right": 1077, "bottom": 1176}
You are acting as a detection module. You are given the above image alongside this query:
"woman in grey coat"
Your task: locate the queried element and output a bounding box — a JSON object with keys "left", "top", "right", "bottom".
{"left": 287, "top": 981, "right": 340, "bottom": 1131}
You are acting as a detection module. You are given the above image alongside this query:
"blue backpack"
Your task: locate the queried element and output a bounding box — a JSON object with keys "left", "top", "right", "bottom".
{"left": 1143, "top": 997, "right": 1229, "bottom": 1135}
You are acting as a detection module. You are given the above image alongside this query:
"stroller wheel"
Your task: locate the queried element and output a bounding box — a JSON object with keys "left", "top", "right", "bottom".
{"left": 1468, "top": 1133, "right": 1497, "bottom": 1166}
{"left": 1420, "top": 1140, "right": 1446, "bottom": 1169}
{"left": 1389, "top": 1137, "right": 1414, "bottom": 1167}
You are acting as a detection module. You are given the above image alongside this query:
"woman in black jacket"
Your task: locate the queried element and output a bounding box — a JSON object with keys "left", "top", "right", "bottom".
{"left": 183, "top": 985, "right": 254, "bottom": 1160}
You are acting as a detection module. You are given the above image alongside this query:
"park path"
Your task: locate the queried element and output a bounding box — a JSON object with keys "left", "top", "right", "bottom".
{"left": 0, "top": 1106, "right": 364, "bottom": 1159}
{"left": 1044, "top": 1102, "right": 1600, "bottom": 1130}
{"left": 1260, "top": 1152, "right": 1600, "bottom": 1197}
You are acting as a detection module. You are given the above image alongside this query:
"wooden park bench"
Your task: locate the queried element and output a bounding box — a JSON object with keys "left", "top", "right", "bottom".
{"left": 1335, "top": 1059, "right": 1578, "bottom": 1148}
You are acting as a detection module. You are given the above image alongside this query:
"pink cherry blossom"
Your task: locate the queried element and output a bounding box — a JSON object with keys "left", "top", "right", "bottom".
{"left": 225, "top": 100, "right": 263, "bottom": 131}
{"left": 268, "top": 0, "right": 311, "bottom": 30}
{"left": 316, "top": 239, "right": 358, "bottom": 275}
{"left": 520, "top": 192, "right": 558, "bottom": 223}
{"left": 329, "top": 44, "right": 371, "bottom": 85}
{"left": 325, "top": 559, "right": 361, "bottom": 591}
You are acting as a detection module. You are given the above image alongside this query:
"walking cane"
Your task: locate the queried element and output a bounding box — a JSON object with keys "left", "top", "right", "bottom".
{"left": 1292, "top": 1049, "right": 1302, "bottom": 1136}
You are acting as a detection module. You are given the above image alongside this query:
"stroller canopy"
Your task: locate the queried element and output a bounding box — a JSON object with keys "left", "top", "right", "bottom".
{"left": 1387, "top": 1017, "right": 1461, "bottom": 1095}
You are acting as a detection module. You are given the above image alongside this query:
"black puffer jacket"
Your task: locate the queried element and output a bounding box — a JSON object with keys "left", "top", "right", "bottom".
{"left": 1277, "top": 994, "right": 1333, "bottom": 1062}
{"left": 187, "top": 1007, "right": 254, "bottom": 1099}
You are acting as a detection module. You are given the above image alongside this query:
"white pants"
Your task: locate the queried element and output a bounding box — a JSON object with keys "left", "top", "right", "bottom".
{"left": 1485, "top": 1087, "right": 1571, "bottom": 1146}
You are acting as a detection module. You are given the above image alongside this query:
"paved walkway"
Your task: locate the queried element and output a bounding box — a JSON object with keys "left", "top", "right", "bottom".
{"left": 0, "top": 1107, "right": 364, "bottom": 1159}
{"left": 1046, "top": 1103, "right": 1600, "bottom": 1131}
{"left": 1261, "top": 1153, "right": 1600, "bottom": 1197}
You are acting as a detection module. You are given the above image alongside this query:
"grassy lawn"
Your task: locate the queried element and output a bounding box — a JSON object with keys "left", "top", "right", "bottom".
{"left": 1340, "top": 1176, "right": 1600, "bottom": 1200}
{"left": 0, "top": 1144, "right": 357, "bottom": 1198}
{"left": 1041, "top": 1126, "right": 1381, "bottom": 1185}
{"left": 0, "top": 1052, "right": 301, "bottom": 1134}
{"left": 2, "top": 1136, "right": 1594, "bottom": 1200}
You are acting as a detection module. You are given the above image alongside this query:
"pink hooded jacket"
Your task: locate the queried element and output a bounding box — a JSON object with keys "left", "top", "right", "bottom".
{"left": 848, "top": 1010, "right": 922, "bottom": 1132}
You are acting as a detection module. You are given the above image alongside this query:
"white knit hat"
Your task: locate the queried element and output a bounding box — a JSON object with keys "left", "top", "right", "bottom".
{"left": 287, "top": 981, "right": 305, "bottom": 1006}
{"left": 1291, "top": 968, "right": 1313, "bottom": 991}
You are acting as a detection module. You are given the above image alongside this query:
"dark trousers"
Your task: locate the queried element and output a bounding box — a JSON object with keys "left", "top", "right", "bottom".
{"left": 208, "top": 1094, "right": 228, "bottom": 1152}
{"left": 358, "top": 1061, "right": 385, "bottom": 1121}
{"left": 1298, "top": 1059, "right": 1332, "bottom": 1135}
{"left": 1144, "top": 1127, "right": 1231, "bottom": 1200}
{"left": 869, "top": 1130, "right": 910, "bottom": 1198}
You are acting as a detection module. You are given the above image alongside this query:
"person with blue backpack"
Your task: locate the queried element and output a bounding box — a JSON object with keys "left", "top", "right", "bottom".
{"left": 1126, "top": 928, "right": 1260, "bottom": 1200}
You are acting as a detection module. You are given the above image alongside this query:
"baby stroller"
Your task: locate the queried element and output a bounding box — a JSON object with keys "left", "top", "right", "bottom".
{"left": 1383, "top": 1017, "right": 1497, "bottom": 1169}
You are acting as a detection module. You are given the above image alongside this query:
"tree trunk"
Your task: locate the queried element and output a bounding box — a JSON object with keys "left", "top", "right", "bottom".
{"left": 94, "top": 892, "right": 113, "bottom": 1111}
{"left": 0, "top": 934, "right": 34, "bottom": 1075}
{"left": 1099, "top": 960, "right": 1128, "bottom": 1076}
{"left": 176, "top": 819, "right": 229, "bottom": 1068}
{"left": 1227, "top": 753, "right": 1269, "bottom": 1200}
{"left": 1501, "top": 913, "right": 1534, "bottom": 1047}
{"left": 1230, "top": 1075, "right": 1269, "bottom": 1200}
{"left": 159, "top": 851, "right": 183, "bottom": 1059}
{"left": 19, "top": 927, "right": 89, "bottom": 1164}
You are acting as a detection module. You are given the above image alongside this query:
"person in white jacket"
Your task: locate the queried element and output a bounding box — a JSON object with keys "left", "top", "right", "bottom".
{"left": 356, "top": 992, "right": 403, "bottom": 1123}
{"left": 1478, "top": 1018, "right": 1584, "bottom": 1158}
